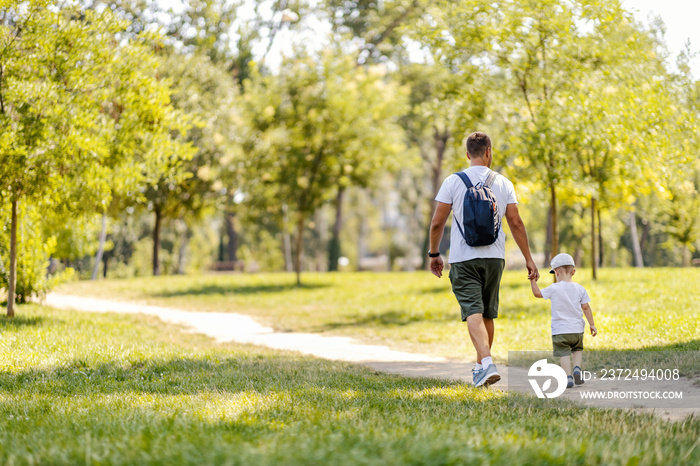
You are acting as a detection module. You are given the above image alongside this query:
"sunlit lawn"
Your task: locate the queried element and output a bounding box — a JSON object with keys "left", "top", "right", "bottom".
{"left": 1, "top": 305, "right": 698, "bottom": 464}
{"left": 58, "top": 268, "right": 700, "bottom": 367}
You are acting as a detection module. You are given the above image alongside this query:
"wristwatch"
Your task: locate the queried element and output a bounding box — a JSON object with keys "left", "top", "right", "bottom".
{"left": 428, "top": 251, "right": 440, "bottom": 258}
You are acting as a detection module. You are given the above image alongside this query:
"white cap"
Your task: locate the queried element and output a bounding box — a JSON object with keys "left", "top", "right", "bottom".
{"left": 549, "top": 253, "right": 575, "bottom": 274}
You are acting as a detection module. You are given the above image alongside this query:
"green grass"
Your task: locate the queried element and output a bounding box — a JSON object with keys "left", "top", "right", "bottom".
{"left": 58, "top": 269, "right": 700, "bottom": 369}
{"left": 1, "top": 305, "right": 699, "bottom": 464}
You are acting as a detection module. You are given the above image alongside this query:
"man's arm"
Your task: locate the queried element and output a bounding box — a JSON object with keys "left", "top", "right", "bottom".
{"left": 505, "top": 203, "right": 539, "bottom": 281}
{"left": 428, "top": 202, "right": 451, "bottom": 278}
{"left": 582, "top": 303, "right": 597, "bottom": 336}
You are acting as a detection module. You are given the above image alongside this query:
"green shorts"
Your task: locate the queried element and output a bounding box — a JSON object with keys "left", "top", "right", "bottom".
{"left": 552, "top": 333, "right": 584, "bottom": 357}
{"left": 448, "top": 258, "right": 505, "bottom": 321}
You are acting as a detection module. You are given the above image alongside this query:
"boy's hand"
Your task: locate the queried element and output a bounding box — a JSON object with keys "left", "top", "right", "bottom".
{"left": 526, "top": 259, "right": 539, "bottom": 281}
{"left": 590, "top": 325, "right": 598, "bottom": 337}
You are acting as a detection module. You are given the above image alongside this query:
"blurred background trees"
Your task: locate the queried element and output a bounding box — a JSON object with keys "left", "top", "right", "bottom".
{"left": 2, "top": 0, "right": 699, "bottom": 313}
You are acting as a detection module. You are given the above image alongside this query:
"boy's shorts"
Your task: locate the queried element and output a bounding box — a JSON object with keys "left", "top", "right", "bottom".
{"left": 449, "top": 258, "right": 505, "bottom": 321}
{"left": 552, "top": 333, "right": 584, "bottom": 357}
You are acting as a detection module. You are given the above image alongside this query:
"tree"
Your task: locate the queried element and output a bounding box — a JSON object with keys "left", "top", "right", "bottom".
{"left": 149, "top": 52, "right": 239, "bottom": 274}
{"left": 561, "top": 7, "right": 669, "bottom": 277}
{"left": 242, "top": 48, "right": 406, "bottom": 284}
{"left": 88, "top": 26, "right": 194, "bottom": 279}
{"left": 0, "top": 2, "right": 126, "bottom": 315}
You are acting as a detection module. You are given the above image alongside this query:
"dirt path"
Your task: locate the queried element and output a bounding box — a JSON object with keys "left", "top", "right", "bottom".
{"left": 44, "top": 293, "right": 698, "bottom": 421}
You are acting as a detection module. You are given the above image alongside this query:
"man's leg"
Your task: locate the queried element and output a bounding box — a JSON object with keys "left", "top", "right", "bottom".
{"left": 483, "top": 317, "right": 495, "bottom": 349}
{"left": 481, "top": 259, "right": 503, "bottom": 357}
{"left": 467, "top": 313, "right": 491, "bottom": 363}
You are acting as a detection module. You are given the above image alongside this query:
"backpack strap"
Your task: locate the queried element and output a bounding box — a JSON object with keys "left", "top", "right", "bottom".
{"left": 454, "top": 171, "right": 473, "bottom": 189}
{"left": 485, "top": 170, "right": 498, "bottom": 188}
{"left": 452, "top": 172, "right": 472, "bottom": 242}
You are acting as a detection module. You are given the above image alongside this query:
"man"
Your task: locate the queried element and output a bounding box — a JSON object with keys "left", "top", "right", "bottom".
{"left": 429, "top": 132, "right": 539, "bottom": 387}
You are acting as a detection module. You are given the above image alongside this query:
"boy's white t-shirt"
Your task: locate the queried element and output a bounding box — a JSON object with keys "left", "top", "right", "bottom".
{"left": 541, "top": 281, "right": 591, "bottom": 335}
{"left": 434, "top": 166, "right": 518, "bottom": 264}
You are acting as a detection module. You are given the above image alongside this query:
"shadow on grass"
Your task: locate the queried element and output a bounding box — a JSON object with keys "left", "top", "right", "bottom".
{"left": 0, "top": 353, "right": 479, "bottom": 401}
{"left": 0, "top": 315, "right": 45, "bottom": 328}
{"left": 413, "top": 286, "right": 451, "bottom": 295}
{"left": 151, "top": 282, "right": 330, "bottom": 298}
{"left": 314, "top": 309, "right": 453, "bottom": 331}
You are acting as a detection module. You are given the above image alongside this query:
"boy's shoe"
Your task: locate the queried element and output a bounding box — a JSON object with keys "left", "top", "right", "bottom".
{"left": 567, "top": 375, "right": 574, "bottom": 389}
{"left": 471, "top": 367, "right": 484, "bottom": 386}
{"left": 573, "top": 366, "right": 584, "bottom": 385}
{"left": 474, "top": 364, "right": 500, "bottom": 388}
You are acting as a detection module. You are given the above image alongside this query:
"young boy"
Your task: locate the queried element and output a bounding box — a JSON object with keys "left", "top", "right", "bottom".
{"left": 530, "top": 253, "right": 597, "bottom": 388}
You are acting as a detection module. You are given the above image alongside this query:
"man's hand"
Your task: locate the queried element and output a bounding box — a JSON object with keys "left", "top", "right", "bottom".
{"left": 590, "top": 325, "right": 598, "bottom": 337}
{"left": 526, "top": 259, "right": 539, "bottom": 281}
{"left": 430, "top": 256, "right": 444, "bottom": 278}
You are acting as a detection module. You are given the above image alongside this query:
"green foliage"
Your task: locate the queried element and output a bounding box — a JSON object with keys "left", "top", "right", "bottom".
{"left": 0, "top": 204, "right": 73, "bottom": 303}
{"left": 0, "top": 1, "right": 195, "bottom": 308}
{"left": 240, "top": 46, "right": 407, "bottom": 281}
{"left": 244, "top": 49, "right": 407, "bottom": 215}
{"left": 2, "top": 0, "right": 700, "bottom": 288}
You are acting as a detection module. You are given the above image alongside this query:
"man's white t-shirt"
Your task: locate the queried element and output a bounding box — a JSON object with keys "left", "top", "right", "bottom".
{"left": 541, "top": 281, "right": 591, "bottom": 335}
{"left": 434, "top": 166, "right": 518, "bottom": 263}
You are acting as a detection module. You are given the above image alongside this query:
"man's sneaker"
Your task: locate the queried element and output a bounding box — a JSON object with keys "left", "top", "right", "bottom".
{"left": 567, "top": 375, "right": 574, "bottom": 389}
{"left": 573, "top": 366, "right": 584, "bottom": 385}
{"left": 474, "top": 364, "right": 500, "bottom": 388}
{"left": 471, "top": 367, "right": 484, "bottom": 386}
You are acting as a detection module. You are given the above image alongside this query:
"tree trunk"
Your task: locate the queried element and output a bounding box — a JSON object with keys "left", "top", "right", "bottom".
{"left": 591, "top": 197, "right": 597, "bottom": 280}
{"left": 682, "top": 245, "right": 691, "bottom": 267}
{"left": 544, "top": 207, "right": 552, "bottom": 268}
{"left": 328, "top": 187, "right": 345, "bottom": 272}
{"left": 295, "top": 213, "right": 304, "bottom": 286}
{"left": 91, "top": 212, "right": 107, "bottom": 280}
{"left": 550, "top": 183, "right": 559, "bottom": 258}
{"left": 225, "top": 212, "right": 238, "bottom": 262}
{"left": 639, "top": 218, "right": 651, "bottom": 255}
{"left": 629, "top": 209, "right": 644, "bottom": 268}
{"left": 7, "top": 199, "right": 18, "bottom": 317}
{"left": 357, "top": 191, "right": 368, "bottom": 269}
{"left": 597, "top": 207, "right": 604, "bottom": 267}
{"left": 176, "top": 219, "right": 188, "bottom": 275}
{"left": 282, "top": 203, "right": 293, "bottom": 272}
{"left": 103, "top": 249, "right": 109, "bottom": 278}
{"left": 153, "top": 207, "right": 162, "bottom": 276}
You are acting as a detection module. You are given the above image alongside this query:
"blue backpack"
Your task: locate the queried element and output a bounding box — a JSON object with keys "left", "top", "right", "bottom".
{"left": 453, "top": 170, "right": 501, "bottom": 247}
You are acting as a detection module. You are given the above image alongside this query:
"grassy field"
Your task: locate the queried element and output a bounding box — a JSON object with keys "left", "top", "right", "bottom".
{"left": 58, "top": 269, "right": 700, "bottom": 369}
{"left": 1, "top": 305, "right": 699, "bottom": 465}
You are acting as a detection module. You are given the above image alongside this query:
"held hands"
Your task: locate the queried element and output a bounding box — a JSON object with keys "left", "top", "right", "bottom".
{"left": 526, "top": 259, "right": 539, "bottom": 281}
{"left": 590, "top": 325, "right": 598, "bottom": 337}
{"left": 430, "top": 256, "right": 444, "bottom": 278}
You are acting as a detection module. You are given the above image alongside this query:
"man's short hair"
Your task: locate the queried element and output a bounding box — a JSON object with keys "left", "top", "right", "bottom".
{"left": 466, "top": 132, "right": 491, "bottom": 158}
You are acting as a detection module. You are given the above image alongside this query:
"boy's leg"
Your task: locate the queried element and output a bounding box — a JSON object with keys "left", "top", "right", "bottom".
{"left": 572, "top": 351, "right": 583, "bottom": 369}
{"left": 560, "top": 355, "right": 574, "bottom": 388}
{"left": 572, "top": 350, "right": 584, "bottom": 384}
{"left": 559, "top": 355, "right": 572, "bottom": 375}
